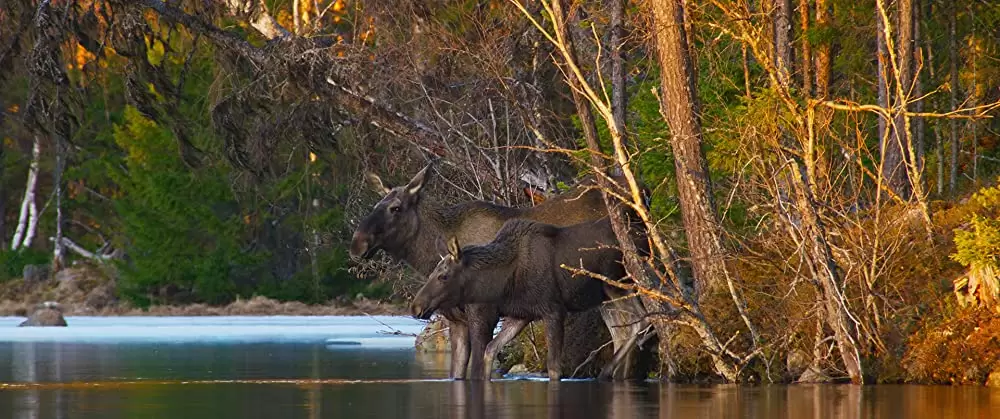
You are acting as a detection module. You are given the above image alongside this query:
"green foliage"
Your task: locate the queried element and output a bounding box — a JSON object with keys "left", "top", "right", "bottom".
{"left": 0, "top": 248, "right": 51, "bottom": 282}
{"left": 951, "top": 181, "right": 1000, "bottom": 269}
{"left": 110, "top": 106, "right": 266, "bottom": 306}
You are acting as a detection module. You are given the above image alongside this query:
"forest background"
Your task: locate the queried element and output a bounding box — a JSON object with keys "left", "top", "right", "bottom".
{"left": 1, "top": 0, "right": 999, "bottom": 384}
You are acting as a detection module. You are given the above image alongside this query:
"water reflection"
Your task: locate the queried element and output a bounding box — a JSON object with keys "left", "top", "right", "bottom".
{"left": 2, "top": 341, "right": 999, "bottom": 418}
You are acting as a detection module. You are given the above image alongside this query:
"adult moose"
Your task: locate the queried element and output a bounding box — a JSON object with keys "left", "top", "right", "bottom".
{"left": 411, "top": 218, "right": 626, "bottom": 381}
{"left": 349, "top": 162, "right": 648, "bottom": 379}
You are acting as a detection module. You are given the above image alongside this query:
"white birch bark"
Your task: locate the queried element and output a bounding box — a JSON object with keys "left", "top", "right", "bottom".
{"left": 11, "top": 137, "right": 41, "bottom": 250}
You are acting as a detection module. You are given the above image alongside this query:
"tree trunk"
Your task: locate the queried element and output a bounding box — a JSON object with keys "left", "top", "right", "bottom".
{"left": 652, "top": 0, "right": 726, "bottom": 297}
{"left": 786, "top": 161, "right": 864, "bottom": 384}
{"left": 649, "top": 0, "right": 743, "bottom": 381}
{"left": 773, "top": 0, "right": 794, "bottom": 88}
{"left": 814, "top": 0, "right": 830, "bottom": 97}
{"left": 875, "top": 1, "right": 892, "bottom": 194}
{"left": 935, "top": 122, "right": 944, "bottom": 196}
{"left": 948, "top": 1, "right": 959, "bottom": 194}
{"left": 611, "top": 0, "right": 627, "bottom": 137}
{"left": 603, "top": 0, "right": 651, "bottom": 380}
{"left": 798, "top": 0, "right": 812, "bottom": 96}
{"left": 11, "top": 137, "right": 41, "bottom": 251}
{"left": 0, "top": 116, "right": 5, "bottom": 242}
{"left": 52, "top": 136, "right": 65, "bottom": 271}
{"left": 913, "top": 0, "right": 924, "bottom": 184}
{"left": 548, "top": 0, "right": 653, "bottom": 381}
{"left": 883, "top": 0, "right": 913, "bottom": 200}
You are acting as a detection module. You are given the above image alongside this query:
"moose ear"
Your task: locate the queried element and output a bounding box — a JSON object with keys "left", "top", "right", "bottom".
{"left": 447, "top": 236, "right": 461, "bottom": 259}
{"left": 366, "top": 172, "right": 391, "bottom": 194}
{"left": 404, "top": 163, "right": 434, "bottom": 196}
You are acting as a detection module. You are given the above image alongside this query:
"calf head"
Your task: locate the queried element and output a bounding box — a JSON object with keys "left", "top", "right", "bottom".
{"left": 350, "top": 164, "right": 432, "bottom": 259}
{"left": 410, "top": 237, "right": 468, "bottom": 320}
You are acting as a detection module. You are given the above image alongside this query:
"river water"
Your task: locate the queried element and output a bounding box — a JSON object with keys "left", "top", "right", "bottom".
{"left": 1, "top": 316, "right": 998, "bottom": 418}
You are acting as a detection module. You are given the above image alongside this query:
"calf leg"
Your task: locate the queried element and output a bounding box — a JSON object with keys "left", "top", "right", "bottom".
{"left": 449, "top": 319, "right": 470, "bottom": 380}
{"left": 467, "top": 309, "right": 500, "bottom": 381}
{"left": 481, "top": 318, "right": 531, "bottom": 380}
{"left": 544, "top": 311, "right": 566, "bottom": 381}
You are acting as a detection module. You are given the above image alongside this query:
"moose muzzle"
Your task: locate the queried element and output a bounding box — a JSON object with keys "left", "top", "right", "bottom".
{"left": 349, "top": 231, "right": 371, "bottom": 259}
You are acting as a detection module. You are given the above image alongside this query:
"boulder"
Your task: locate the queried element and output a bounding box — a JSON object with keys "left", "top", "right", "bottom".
{"left": 986, "top": 371, "right": 1000, "bottom": 388}
{"left": 19, "top": 302, "right": 68, "bottom": 327}
{"left": 85, "top": 283, "right": 116, "bottom": 309}
{"left": 415, "top": 316, "right": 451, "bottom": 352}
{"left": 507, "top": 364, "right": 529, "bottom": 375}
{"left": 22, "top": 264, "right": 51, "bottom": 284}
{"left": 797, "top": 364, "right": 833, "bottom": 383}
{"left": 786, "top": 349, "right": 810, "bottom": 379}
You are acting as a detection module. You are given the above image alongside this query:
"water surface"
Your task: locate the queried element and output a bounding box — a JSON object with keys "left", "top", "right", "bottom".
{"left": 1, "top": 316, "right": 998, "bottom": 418}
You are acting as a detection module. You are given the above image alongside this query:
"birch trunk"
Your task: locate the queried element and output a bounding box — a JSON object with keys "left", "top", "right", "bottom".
{"left": 52, "top": 136, "right": 66, "bottom": 271}
{"left": 11, "top": 137, "right": 41, "bottom": 251}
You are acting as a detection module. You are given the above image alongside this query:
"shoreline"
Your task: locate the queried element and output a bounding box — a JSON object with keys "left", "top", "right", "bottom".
{"left": 0, "top": 295, "right": 409, "bottom": 318}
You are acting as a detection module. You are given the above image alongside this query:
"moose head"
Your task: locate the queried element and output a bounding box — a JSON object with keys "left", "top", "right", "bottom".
{"left": 349, "top": 163, "right": 433, "bottom": 259}
{"left": 410, "top": 236, "right": 467, "bottom": 320}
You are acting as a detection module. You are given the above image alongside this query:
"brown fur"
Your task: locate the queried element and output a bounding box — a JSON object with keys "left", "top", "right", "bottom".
{"left": 411, "top": 218, "right": 626, "bottom": 380}
{"left": 350, "top": 164, "right": 643, "bottom": 380}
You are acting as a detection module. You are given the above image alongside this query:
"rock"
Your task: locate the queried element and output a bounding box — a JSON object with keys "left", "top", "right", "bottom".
{"left": 19, "top": 302, "right": 68, "bottom": 327}
{"left": 986, "top": 371, "right": 1000, "bottom": 388}
{"left": 414, "top": 316, "right": 450, "bottom": 352}
{"left": 85, "top": 283, "right": 116, "bottom": 309}
{"left": 23, "top": 264, "right": 51, "bottom": 283}
{"left": 797, "top": 364, "right": 832, "bottom": 383}
{"left": 786, "top": 349, "right": 810, "bottom": 379}
{"left": 507, "top": 364, "right": 529, "bottom": 375}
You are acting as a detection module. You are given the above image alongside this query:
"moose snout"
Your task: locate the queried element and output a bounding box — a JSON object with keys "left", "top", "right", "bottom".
{"left": 349, "top": 231, "right": 370, "bottom": 259}
{"left": 410, "top": 301, "right": 433, "bottom": 320}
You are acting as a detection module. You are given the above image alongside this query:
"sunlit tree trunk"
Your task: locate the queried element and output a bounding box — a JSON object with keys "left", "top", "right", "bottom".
{"left": 773, "top": 0, "right": 794, "bottom": 88}
{"left": 883, "top": 0, "right": 914, "bottom": 200}
{"left": 652, "top": 0, "right": 726, "bottom": 296}
{"left": 814, "top": 0, "right": 830, "bottom": 97}
{"left": 798, "top": 0, "right": 812, "bottom": 96}
{"left": 875, "top": 1, "right": 892, "bottom": 191}
{"left": 649, "top": 0, "right": 743, "bottom": 380}
{"left": 948, "top": 1, "right": 959, "bottom": 194}
{"left": 913, "top": 0, "right": 924, "bottom": 184}
{"left": 11, "top": 137, "right": 41, "bottom": 251}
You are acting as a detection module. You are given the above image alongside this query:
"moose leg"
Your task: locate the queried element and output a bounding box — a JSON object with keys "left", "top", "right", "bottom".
{"left": 449, "top": 319, "right": 470, "bottom": 380}
{"left": 481, "top": 318, "right": 531, "bottom": 380}
{"left": 467, "top": 310, "right": 500, "bottom": 381}
{"left": 544, "top": 311, "right": 566, "bottom": 381}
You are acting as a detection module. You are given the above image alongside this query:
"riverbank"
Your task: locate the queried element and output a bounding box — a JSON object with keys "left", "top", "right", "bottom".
{"left": 0, "top": 265, "right": 406, "bottom": 318}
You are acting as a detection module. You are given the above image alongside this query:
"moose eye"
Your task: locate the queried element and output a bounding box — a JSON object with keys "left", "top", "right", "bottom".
{"left": 438, "top": 274, "right": 448, "bottom": 282}
{"left": 389, "top": 206, "right": 401, "bottom": 214}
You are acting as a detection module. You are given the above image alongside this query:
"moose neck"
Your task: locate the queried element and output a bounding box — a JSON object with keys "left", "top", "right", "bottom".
{"left": 455, "top": 242, "right": 520, "bottom": 305}
{"left": 390, "top": 204, "right": 453, "bottom": 276}
{"left": 459, "top": 263, "right": 516, "bottom": 306}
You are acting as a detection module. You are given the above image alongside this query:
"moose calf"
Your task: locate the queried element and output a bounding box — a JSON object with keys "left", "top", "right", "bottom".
{"left": 411, "top": 218, "right": 626, "bottom": 381}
